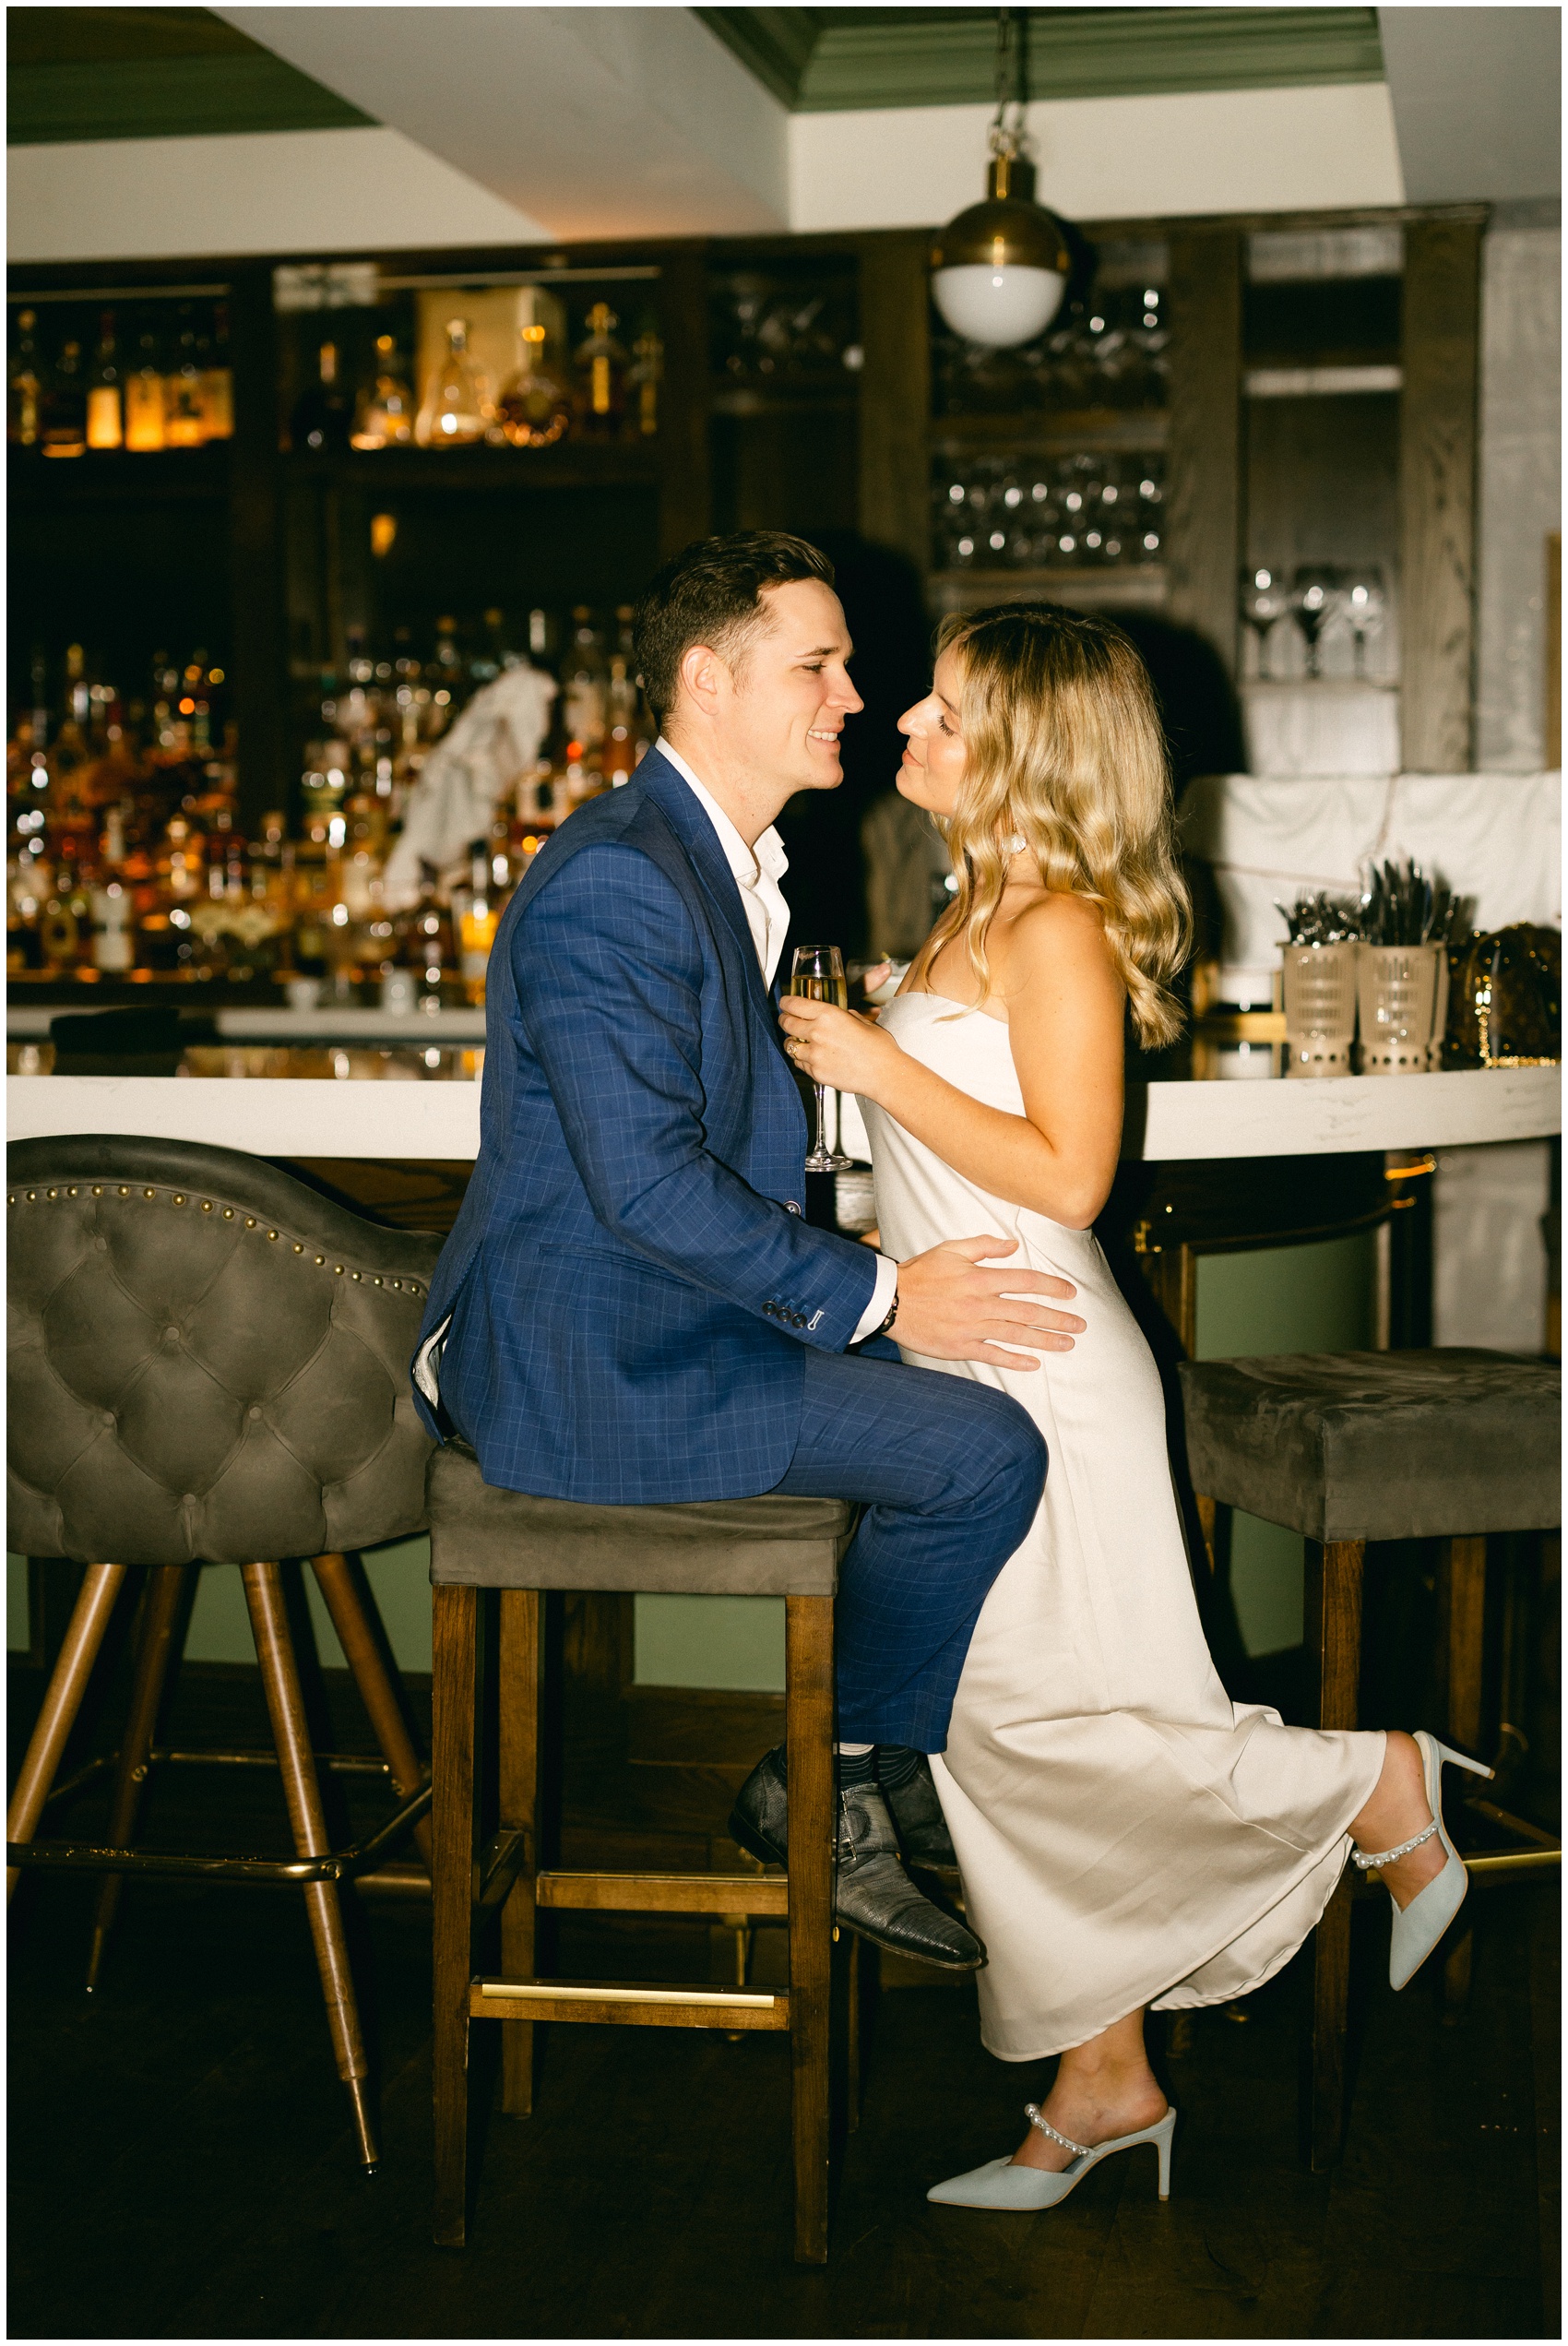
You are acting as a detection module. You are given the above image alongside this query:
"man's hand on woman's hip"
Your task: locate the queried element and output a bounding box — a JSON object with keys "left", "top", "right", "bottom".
{"left": 892, "top": 1234, "right": 1083, "bottom": 1370}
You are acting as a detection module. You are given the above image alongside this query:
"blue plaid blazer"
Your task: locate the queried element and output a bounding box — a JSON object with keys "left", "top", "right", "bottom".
{"left": 413, "top": 745, "right": 881, "bottom": 1501}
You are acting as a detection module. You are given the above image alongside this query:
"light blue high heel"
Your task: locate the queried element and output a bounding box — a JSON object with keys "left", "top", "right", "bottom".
{"left": 1352, "top": 1729, "right": 1493, "bottom": 1991}
{"left": 927, "top": 2102, "right": 1176, "bottom": 2209}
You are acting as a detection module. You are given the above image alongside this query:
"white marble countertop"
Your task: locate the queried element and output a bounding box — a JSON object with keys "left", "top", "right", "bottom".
{"left": 6, "top": 1004, "right": 489, "bottom": 1043}
{"left": 7, "top": 1064, "right": 1558, "bottom": 1164}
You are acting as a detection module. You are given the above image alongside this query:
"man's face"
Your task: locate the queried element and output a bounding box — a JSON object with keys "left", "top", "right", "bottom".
{"left": 719, "top": 578, "right": 864, "bottom": 797}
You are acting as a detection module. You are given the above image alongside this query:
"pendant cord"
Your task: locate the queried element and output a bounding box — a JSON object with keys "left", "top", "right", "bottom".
{"left": 991, "top": 7, "right": 1031, "bottom": 161}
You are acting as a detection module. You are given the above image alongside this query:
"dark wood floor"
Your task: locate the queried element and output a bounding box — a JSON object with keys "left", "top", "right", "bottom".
{"left": 8, "top": 1669, "right": 1559, "bottom": 2341}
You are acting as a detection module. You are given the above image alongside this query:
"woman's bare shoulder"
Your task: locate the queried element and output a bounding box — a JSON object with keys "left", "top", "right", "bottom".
{"left": 1002, "top": 889, "right": 1118, "bottom": 989}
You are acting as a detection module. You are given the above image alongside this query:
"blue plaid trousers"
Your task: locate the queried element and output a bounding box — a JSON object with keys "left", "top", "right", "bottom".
{"left": 773, "top": 1345, "right": 1047, "bottom": 1752}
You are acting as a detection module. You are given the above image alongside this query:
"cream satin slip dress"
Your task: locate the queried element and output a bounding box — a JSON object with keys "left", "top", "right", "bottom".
{"left": 860, "top": 990, "right": 1385, "bottom": 2061}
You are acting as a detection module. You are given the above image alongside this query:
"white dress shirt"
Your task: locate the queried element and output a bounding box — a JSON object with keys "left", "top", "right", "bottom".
{"left": 659, "top": 740, "right": 897, "bottom": 1348}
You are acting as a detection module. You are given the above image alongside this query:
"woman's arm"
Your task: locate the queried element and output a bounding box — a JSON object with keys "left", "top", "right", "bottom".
{"left": 779, "top": 895, "right": 1126, "bottom": 1230}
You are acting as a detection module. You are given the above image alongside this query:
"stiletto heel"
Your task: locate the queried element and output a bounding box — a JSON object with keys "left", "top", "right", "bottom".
{"left": 1351, "top": 1730, "right": 1493, "bottom": 1992}
{"left": 927, "top": 2103, "right": 1177, "bottom": 2210}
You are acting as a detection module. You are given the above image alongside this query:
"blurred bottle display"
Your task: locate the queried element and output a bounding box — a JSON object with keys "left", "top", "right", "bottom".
{"left": 350, "top": 333, "right": 416, "bottom": 449}
{"left": 87, "top": 312, "right": 124, "bottom": 450}
{"left": 163, "top": 309, "right": 207, "bottom": 447}
{"left": 496, "top": 323, "right": 572, "bottom": 447}
{"left": 291, "top": 339, "right": 353, "bottom": 453}
{"left": 201, "top": 304, "right": 234, "bottom": 440}
{"left": 416, "top": 317, "right": 488, "bottom": 447}
{"left": 40, "top": 338, "right": 88, "bottom": 458}
{"left": 573, "top": 303, "right": 628, "bottom": 437}
{"left": 8, "top": 308, "right": 43, "bottom": 447}
{"left": 125, "top": 329, "right": 166, "bottom": 451}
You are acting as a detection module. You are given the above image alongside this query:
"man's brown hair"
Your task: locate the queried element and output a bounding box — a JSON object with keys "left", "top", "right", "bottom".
{"left": 632, "top": 531, "right": 836, "bottom": 721}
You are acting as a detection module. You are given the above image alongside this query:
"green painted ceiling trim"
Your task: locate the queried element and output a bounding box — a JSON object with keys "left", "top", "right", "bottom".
{"left": 696, "top": 7, "right": 1385, "bottom": 113}
{"left": 691, "top": 6, "right": 824, "bottom": 107}
{"left": 7, "top": 8, "right": 378, "bottom": 145}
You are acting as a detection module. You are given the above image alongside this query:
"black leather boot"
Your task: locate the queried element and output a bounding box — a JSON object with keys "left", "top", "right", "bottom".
{"left": 728, "top": 1746, "right": 985, "bottom": 1972}
{"left": 881, "top": 1752, "right": 960, "bottom": 1875}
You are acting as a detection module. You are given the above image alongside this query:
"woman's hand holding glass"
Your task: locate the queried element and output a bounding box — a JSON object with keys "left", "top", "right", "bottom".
{"left": 779, "top": 990, "right": 903, "bottom": 1102}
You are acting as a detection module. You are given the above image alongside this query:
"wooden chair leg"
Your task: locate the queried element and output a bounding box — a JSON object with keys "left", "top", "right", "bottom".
{"left": 432, "top": 1582, "right": 481, "bottom": 2246}
{"left": 241, "top": 1560, "right": 378, "bottom": 2173}
{"left": 1440, "top": 1534, "right": 1489, "bottom": 2013}
{"left": 786, "top": 1593, "right": 834, "bottom": 2266}
{"left": 1303, "top": 1537, "right": 1365, "bottom": 2171}
{"left": 86, "top": 1563, "right": 192, "bottom": 1990}
{"left": 497, "top": 1590, "right": 541, "bottom": 2118}
{"left": 7, "top": 1563, "right": 129, "bottom": 1901}
{"left": 310, "top": 1551, "right": 433, "bottom": 1870}
{"left": 1194, "top": 1493, "right": 1219, "bottom": 1575}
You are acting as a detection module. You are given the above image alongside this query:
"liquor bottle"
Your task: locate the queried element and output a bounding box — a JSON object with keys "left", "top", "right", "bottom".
{"left": 87, "top": 311, "right": 123, "bottom": 450}
{"left": 454, "top": 844, "right": 497, "bottom": 1004}
{"left": 603, "top": 656, "right": 641, "bottom": 787}
{"left": 125, "top": 331, "right": 166, "bottom": 452}
{"left": 201, "top": 304, "right": 234, "bottom": 440}
{"left": 350, "top": 333, "right": 416, "bottom": 449}
{"left": 8, "top": 309, "right": 42, "bottom": 447}
{"left": 291, "top": 340, "right": 352, "bottom": 453}
{"left": 562, "top": 609, "right": 608, "bottom": 749}
{"left": 41, "top": 339, "right": 89, "bottom": 458}
{"left": 527, "top": 607, "right": 557, "bottom": 669}
{"left": 627, "top": 321, "right": 663, "bottom": 438}
{"left": 163, "top": 312, "right": 207, "bottom": 447}
{"left": 89, "top": 878, "right": 136, "bottom": 972}
{"left": 573, "top": 303, "right": 628, "bottom": 437}
{"left": 496, "top": 323, "right": 572, "bottom": 447}
{"left": 415, "top": 318, "right": 487, "bottom": 447}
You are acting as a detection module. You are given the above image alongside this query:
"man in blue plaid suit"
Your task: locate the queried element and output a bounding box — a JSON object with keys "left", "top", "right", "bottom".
{"left": 414, "top": 534, "right": 1083, "bottom": 1968}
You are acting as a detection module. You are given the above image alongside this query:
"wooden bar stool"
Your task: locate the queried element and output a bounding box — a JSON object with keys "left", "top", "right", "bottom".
{"left": 7, "top": 1136, "right": 440, "bottom": 2170}
{"left": 1178, "top": 1346, "right": 1562, "bottom": 2170}
{"left": 426, "top": 1439, "right": 854, "bottom": 2263}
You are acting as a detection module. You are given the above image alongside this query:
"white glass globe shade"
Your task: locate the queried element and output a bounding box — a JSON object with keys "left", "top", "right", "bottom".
{"left": 932, "top": 262, "right": 1066, "bottom": 350}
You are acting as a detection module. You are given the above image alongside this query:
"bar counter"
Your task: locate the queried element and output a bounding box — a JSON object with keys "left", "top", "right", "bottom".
{"left": 7, "top": 1061, "right": 1559, "bottom": 1162}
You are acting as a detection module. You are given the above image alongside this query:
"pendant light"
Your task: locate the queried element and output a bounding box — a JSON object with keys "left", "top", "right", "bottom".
{"left": 931, "top": 7, "right": 1074, "bottom": 351}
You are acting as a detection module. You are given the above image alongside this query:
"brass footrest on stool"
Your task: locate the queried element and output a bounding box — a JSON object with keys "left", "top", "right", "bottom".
{"left": 470, "top": 1978, "right": 790, "bottom": 2029}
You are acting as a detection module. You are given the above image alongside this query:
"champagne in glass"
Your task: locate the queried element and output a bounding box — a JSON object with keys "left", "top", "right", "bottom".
{"left": 789, "top": 944, "right": 854, "bottom": 1173}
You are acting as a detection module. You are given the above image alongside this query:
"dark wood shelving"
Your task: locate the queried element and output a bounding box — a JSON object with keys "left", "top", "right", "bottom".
{"left": 8, "top": 445, "right": 231, "bottom": 501}
{"left": 929, "top": 409, "right": 1170, "bottom": 455}
{"left": 281, "top": 441, "right": 663, "bottom": 491}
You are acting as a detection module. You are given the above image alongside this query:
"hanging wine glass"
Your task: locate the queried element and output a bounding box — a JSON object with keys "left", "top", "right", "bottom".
{"left": 1340, "top": 564, "right": 1386, "bottom": 680}
{"left": 1290, "top": 565, "right": 1342, "bottom": 680}
{"left": 1239, "top": 567, "right": 1289, "bottom": 679}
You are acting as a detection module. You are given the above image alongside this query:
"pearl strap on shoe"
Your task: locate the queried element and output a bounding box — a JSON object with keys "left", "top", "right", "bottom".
{"left": 1351, "top": 1818, "right": 1438, "bottom": 1871}
{"left": 1024, "top": 2104, "right": 1091, "bottom": 2159}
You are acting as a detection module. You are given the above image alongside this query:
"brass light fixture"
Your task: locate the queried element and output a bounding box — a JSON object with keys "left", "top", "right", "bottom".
{"left": 931, "top": 7, "right": 1073, "bottom": 351}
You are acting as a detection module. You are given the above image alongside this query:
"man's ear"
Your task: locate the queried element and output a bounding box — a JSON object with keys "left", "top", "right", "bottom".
{"left": 677, "top": 641, "right": 728, "bottom": 718}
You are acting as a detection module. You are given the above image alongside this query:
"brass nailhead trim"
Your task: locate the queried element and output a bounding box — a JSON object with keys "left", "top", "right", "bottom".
{"left": 333, "top": 1264, "right": 344, "bottom": 1275}
{"left": 92, "top": 1185, "right": 103, "bottom": 1195}
{"left": 118, "top": 1185, "right": 129, "bottom": 1196}
{"left": 267, "top": 1229, "right": 279, "bottom": 1240}
{"left": 67, "top": 1185, "right": 77, "bottom": 1196}
{"left": 46, "top": 1188, "right": 56, "bottom": 1199}
{"left": 314, "top": 1254, "right": 325, "bottom": 1265}
{"left": 222, "top": 1209, "right": 234, "bottom": 1219}
{"left": 172, "top": 1194, "right": 185, "bottom": 1206}
{"left": 244, "top": 1216, "right": 255, "bottom": 1227}
{"left": 143, "top": 1188, "right": 155, "bottom": 1198}
{"left": 350, "top": 1271, "right": 362, "bottom": 1280}
{"left": 27, "top": 1190, "right": 37, "bottom": 1201}
{"left": 200, "top": 1200, "right": 213, "bottom": 1212}
{"left": 292, "top": 1242, "right": 304, "bottom": 1254}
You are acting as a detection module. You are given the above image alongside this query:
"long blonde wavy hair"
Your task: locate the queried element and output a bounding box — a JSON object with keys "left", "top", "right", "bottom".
{"left": 910, "top": 602, "right": 1193, "bottom": 1049}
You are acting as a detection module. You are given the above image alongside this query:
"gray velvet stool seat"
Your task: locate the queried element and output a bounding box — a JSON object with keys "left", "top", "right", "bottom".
{"left": 1178, "top": 1347, "right": 1562, "bottom": 2168}
{"left": 426, "top": 1437, "right": 854, "bottom": 2263}
{"left": 7, "top": 1135, "right": 440, "bottom": 2171}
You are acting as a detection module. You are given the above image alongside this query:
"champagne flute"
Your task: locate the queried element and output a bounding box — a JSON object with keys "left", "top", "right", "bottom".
{"left": 1239, "top": 566, "right": 1288, "bottom": 679}
{"left": 789, "top": 944, "right": 855, "bottom": 1173}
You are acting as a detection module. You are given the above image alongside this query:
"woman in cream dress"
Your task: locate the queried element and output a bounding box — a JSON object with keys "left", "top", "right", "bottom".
{"left": 779, "top": 604, "right": 1486, "bottom": 2209}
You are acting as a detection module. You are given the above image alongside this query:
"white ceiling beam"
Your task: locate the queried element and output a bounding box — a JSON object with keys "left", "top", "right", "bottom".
{"left": 1377, "top": 6, "right": 1560, "bottom": 204}
{"left": 214, "top": 5, "right": 789, "bottom": 238}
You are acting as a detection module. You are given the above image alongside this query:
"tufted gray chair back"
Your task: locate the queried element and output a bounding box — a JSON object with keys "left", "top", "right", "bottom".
{"left": 9, "top": 1136, "right": 440, "bottom": 1568}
